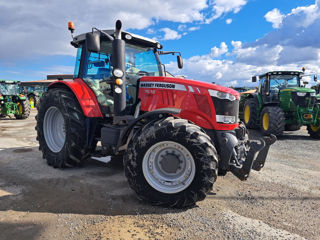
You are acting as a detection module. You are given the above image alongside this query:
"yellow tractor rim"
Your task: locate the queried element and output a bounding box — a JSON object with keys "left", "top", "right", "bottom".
{"left": 263, "top": 112, "right": 269, "bottom": 131}
{"left": 29, "top": 97, "right": 35, "bottom": 108}
{"left": 17, "top": 102, "right": 23, "bottom": 115}
{"left": 244, "top": 105, "right": 250, "bottom": 124}
{"left": 310, "top": 124, "right": 320, "bottom": 132}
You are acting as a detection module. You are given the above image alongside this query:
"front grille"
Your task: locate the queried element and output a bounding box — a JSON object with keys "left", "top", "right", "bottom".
{"left": 291, "top": 92, "right": 316, "bottom": 108}
{"left": 211, "top": 97, "right": 239, "bottom": 118}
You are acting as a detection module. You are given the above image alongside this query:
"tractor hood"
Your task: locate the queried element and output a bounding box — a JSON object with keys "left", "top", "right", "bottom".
{"left": 140, "top": 76, "right": 240, "bottom": 99}
{"left": 280, "top": 87, "right": 316, "bottom": 93}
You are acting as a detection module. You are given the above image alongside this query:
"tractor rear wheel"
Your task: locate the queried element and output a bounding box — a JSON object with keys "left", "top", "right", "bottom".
{"left": 36, "top": 88, "right": 90, "bottom": 168}
{"left": 260, "top": 106, "right": 285, "bottom": 136}
{"left": 243, "top": 99, "right": 258, "bottom": 129}
{"left": 15, "top": 100, "right": 30, "bottom": 119}
{"left": 307, "top": 124, "right": 320, "bottom": 139}
{"left": 124, "top": 117, "right": 218, "bottom": 208}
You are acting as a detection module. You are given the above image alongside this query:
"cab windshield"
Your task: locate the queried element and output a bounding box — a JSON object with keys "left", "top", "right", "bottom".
{"left": 0, "top": 83, "right": 18, "bottom": 95}
{"left": 269, "top": 75, "right": 300, "bottom": 90}
{"left": 76, "top": 41, "right": 162, "bottom": 113}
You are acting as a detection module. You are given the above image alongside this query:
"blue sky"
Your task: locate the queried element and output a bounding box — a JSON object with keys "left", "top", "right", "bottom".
{"left": 0, "top": 0, "right": 319, "bottom": 87}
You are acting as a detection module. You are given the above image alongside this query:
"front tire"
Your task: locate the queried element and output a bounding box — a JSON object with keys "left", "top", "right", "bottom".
{"left": 307, "top": 124, "right": 320, "bottom": 139}
{"left": 36, "top": 88, "right": 90, "bottom": 168}
{"left": 15, "top": 100, "right": 30, "bottom": 119}
{"left": 260, "top": 106, "right": 285, "bottom": 136}
{"left": 124, "top": 117, "right": 218, "bottom": 208}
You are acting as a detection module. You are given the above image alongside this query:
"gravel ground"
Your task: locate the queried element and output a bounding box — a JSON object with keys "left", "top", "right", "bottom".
{"left": 0, "top": 109, "right": 319, "bottom": 240}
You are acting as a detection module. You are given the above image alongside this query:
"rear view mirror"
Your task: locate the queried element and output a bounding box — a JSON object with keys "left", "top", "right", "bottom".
{"left": 86, "top": 32, "right": 100, "bottom": 52}
{"left": 314, "top": 75, "right": 318, "bottom": 82}
{"left": 177, "top": 55, "right": 183, "bottom": 69}
{"left": 252, "top": 76, "right": 257, "bottom": 82}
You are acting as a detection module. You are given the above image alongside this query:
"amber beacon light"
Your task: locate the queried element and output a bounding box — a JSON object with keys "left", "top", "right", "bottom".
{"left": 68, "top": 22, "right": 75, "bottom": 33}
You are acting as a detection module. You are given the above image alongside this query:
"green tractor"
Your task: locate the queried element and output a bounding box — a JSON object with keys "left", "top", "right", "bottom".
{"left": 0, "top": 80, "right": 30, "bottom": 119}
{"left": 19, "top": 82, "right": 49, "bottom": 108}
{"left": 240, "top": 71, "right": 320, "bottom": 138}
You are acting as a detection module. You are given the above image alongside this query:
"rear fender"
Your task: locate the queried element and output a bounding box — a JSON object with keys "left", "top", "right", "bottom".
{"left": 48, "top": 78, "right": 103, "bottom": 118}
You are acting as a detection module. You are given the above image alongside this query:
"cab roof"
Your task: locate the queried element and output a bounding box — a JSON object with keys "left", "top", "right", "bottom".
{"left": 259, "top": 71, "right": 303, "bottom": 78}
{"left": 0, "top": 80, "right": 20, "bottom": 84}
{"left": 71, "top": 30, "right": 162, "bottom": 49}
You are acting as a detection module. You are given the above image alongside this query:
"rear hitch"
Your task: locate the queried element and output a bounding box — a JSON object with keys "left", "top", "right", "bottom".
{"left": 231, "top": 134, "right": 276, "bottom": 181}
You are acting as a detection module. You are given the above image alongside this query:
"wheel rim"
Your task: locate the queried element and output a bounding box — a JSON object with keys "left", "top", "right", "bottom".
{"left": 43, "top": 106, "right": 66, "bottom": 153}
{"left": 263, "top": 112, "right": 269, "bottom": 131}
{"left": 244, "top": 105, "right": 250, "bottom": 124}
{"left": 142, "top": 141, "right": 196, "bottom": 194}
{"left": 310, "top": 124, "right": 320, "bottom": 132}
{"left": 17, "top": 102, "right": 23, "bottom": 114}
{"left": 29, "top": 97, "right": 34, "bottom": 108}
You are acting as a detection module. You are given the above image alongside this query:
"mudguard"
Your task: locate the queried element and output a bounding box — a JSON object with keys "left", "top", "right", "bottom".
{"left": 48, "top": 78, "right": 103, "bottom": 118}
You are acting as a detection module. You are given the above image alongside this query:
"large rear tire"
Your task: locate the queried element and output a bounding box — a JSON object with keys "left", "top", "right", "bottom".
{"left": 36, "top": 88, "right": 90, "bottom": 168}
{"left": 124, "top": 117, "right": 218, "bottom": 208}
{"left": 307, "top": 124, "right": 320, "bottom": 139}
{"left": 243, "top": 99, "right": 258, "bottom": 129}
{"left": 260, "top": 106, "right": 285, "bottom": 136}
{"left": 15, "top": 100, "right": 30, "bottom": 119}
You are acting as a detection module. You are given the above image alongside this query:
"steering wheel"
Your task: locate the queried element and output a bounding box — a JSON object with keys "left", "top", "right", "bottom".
{"left": 137, "top": 71, "right": 149, "bottom": 76}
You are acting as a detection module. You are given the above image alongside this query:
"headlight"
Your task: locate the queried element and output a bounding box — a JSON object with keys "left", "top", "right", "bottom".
{"left": 113, "top": 69, "right": 124, "bottom": 78}
{"left": 297, "top": 92, "right": 306, "bottom": 97}
{"left": 208, "top": 89, "right": 237, "bottom": 101}
{"left": 216, "top": 115, "right": 236, "bottom": 124}
{"left": 310, "top": 92, "right": 316, "bottom": 97}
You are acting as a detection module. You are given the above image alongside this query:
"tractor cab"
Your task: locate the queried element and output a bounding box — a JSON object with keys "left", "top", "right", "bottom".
{"left": 71, "top": 29, "right": 182, "bottom": 115}
{"left": 0, "top": 80, "right": 20, "bottom": 96}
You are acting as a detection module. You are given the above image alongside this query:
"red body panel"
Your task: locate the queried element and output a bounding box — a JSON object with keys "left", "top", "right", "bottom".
{"left": 139, "top": 77, "right": 239, "bottom": 131}
{"left": 49, "top": 78, "right": 103, "bottom": 118}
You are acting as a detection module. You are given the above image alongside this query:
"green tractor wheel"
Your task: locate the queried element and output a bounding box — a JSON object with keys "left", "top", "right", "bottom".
{"left": 15, "top": 100, "right": 31, "bottom": 119}
{"left": 243, "top": 99, "right": 258, "bottom": 129}
{"left": 307, "top": 124, "right": 320, "bottom": 139}
{"left": 260, "top": 106, "right": 285, "bottom": 136}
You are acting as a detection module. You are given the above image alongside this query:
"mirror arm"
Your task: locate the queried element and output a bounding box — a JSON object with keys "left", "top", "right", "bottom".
{"left": 92, "top": 27, "right": 114, "bottom": 41}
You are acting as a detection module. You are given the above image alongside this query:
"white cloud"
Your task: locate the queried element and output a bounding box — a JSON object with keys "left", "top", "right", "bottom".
{"left": 160, "top": 28, "right": 182, "bottom": 40}
{"left": 0, "top": 0, "right": 210, "bottom": 62}
{"left": 188, "top": 26, "right": 200, "bottom": 31}
{"left": 264, "top": 8, "right": 284, "bottom": 28}
{"left": 166, "top": 1, "right": 320, "bottom": 87}
{"left": 226, "top": 18, "right": 233, "bottom": 24}
{"left": 210, "top": 42, "right": 228, "bottom": 57}
{"left": 206, "top": 0, "right": 247, "bottom": 23}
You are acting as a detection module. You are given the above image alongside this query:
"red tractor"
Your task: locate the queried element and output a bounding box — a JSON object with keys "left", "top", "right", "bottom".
{"left": 36, "top": 20, "right": 276, "bottom": 208}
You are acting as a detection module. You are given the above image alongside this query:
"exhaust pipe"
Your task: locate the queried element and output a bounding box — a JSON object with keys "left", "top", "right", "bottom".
{"left": 112, "top": 20, "right": 126, "bottom": 116}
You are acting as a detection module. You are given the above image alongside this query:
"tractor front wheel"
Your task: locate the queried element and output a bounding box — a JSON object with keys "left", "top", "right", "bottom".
{"left": 243, "top": 99, "right": 258, "bottom": 129}
{"left": 124, "top": 117, "right": 218, "bottom": 208}
{"left": 260, "top": 106, "right": 285, "bottom": 136}
{"left": 15, "top": 100, "right": 30, "bottom": 119}
{"left": 307, "top": 124, "right": 320, "bottom": 139}
{"left": 36, "top": 88, "right": 90, "bottom": 168}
